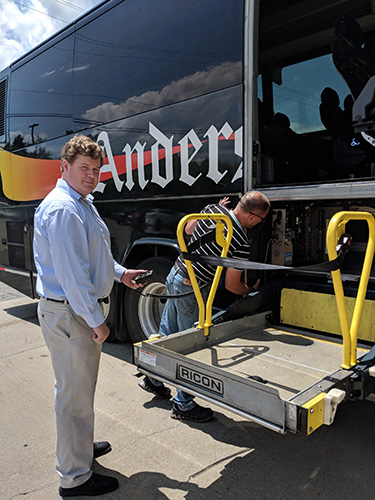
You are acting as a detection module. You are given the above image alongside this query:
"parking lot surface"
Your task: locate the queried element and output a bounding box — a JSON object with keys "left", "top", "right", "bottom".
{"left": 1, "top": 282, "right": 374, "bottom": 500}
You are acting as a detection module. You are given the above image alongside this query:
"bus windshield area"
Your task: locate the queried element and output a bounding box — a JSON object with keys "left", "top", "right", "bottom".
{"left": 257, "top": 0, "right": 375, "bottom": 186}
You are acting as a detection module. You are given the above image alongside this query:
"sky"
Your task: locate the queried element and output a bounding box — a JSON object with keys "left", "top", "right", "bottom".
{"left": 0, "top": 0, "right": 103, "bottom": 72}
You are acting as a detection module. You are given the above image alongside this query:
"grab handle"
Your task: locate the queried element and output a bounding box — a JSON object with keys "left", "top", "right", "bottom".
{"left": 177, "top": 213, "right": 233, "bottom": 337}
{"left": 326, "top": 211, "right": 375, "bottom": 368}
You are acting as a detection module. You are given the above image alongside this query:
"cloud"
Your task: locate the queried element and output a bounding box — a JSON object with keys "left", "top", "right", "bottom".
{"left": 0, "top": 0, "right": 101, "bottom": 73}
{"left": 41, "top": 70, "right": 56, "bottom": 77}
{"left": 82, "top": 61, "right": 242, "bottom": 125}
{"left": 67, "top": 64, "right": 90, "bottom": 72}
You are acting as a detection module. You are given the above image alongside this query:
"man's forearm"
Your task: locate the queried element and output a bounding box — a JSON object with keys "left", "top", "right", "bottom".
{"left": 226, "top": 281, "right": 253, "bottom": 295}
{"left": 225, "top": 269, "right": 259, "bottom": 295}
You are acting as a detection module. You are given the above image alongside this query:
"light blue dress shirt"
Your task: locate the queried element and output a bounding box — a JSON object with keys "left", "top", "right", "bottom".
{"left": 34, "top": 179, "right": 126, "bottom": 328}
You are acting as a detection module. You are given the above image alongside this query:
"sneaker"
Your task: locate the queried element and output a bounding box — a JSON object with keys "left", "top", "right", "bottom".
{"left": 138, "top": 376, "right": 171, "bottom": 399}
{"left": 170, "top": 402, "right": 213, "bottom": 422}
{"left": 59, "top": 472, "right": 119, "bottom": 497}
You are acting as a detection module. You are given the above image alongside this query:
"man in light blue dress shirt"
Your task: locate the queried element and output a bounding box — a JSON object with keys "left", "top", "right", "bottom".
{"left": 34, "top": 135, "right": 146, "bottom": 497}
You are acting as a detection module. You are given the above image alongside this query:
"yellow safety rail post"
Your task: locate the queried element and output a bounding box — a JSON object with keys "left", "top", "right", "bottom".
{"left": 176, "top": 213, "right": 233, "bottom": 337}
{"left": 326, "top": 211, "right": 375, "bottom": 368}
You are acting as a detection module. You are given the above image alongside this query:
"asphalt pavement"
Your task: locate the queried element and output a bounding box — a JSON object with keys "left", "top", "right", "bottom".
{"left": 1, "top": 281, "right": 374, "bottom": 500}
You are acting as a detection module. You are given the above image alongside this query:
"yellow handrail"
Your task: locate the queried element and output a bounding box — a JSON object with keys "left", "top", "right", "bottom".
{"left": 326, "top": 211, "right": 375, "bottom": 368}
{"left": 176, "top": 213, "right": 233, "bottom": 337}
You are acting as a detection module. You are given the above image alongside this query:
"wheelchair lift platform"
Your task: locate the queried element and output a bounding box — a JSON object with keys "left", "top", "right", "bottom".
{"left": 134, "top": 210, "right": 375, "bottom": 435}
{"left": 134, "top": 312, "right": 373, "bottom": 435}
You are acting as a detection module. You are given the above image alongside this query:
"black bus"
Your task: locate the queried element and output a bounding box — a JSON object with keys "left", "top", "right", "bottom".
{"left": 0, "top": 0, "right": 374, "bottom": 343}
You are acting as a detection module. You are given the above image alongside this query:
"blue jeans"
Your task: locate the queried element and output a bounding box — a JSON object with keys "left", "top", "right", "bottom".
{"left": 156, "top": 266, "right": 208, "bottom": 410}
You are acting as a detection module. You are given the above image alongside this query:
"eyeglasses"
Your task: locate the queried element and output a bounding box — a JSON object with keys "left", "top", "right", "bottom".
{"left": 248, "top": 210, "right": 267, "bottom": 223}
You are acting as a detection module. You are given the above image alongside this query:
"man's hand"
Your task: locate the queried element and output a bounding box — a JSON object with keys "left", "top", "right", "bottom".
{"left": 121, "top": 269, "right": 148, "bottom": 289}
{"left": 219, "top": 196, "right": 231, "bottom": 208}
{"left": 93, "top": 322, "right": 110, "bottom": 343}
{"left": 186, "top": 197, "right": 231, "bottom": 235}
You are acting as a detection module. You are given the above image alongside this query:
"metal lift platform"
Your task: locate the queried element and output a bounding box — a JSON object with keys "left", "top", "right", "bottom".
{"left": 134, "top": 211, "right": 375, "bottom": 435}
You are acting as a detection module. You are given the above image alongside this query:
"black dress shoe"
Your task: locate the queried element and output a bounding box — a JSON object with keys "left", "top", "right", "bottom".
{"left": 94, "top": 441, "right": 112, "bottom": 459}
{"left": 59, "top": 472, "right": 119, "bottom": 497}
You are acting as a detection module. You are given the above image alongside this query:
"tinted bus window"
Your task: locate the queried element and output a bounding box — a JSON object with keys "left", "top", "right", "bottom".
{"left": 73, "top": 0, "right": 243, "bottom": 128}
{"left": 257, "top": 5, "right": 375, "bottom": 186}
{"left": 272, "top": 55, "right": 350, "bottom": 135}
{"left": 9, "top": 36, "right": 74, "bottom": 148}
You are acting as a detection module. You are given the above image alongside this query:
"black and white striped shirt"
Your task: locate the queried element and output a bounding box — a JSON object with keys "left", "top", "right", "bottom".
{"left": 176, "top": 204, "right": 250, "bottom": 283}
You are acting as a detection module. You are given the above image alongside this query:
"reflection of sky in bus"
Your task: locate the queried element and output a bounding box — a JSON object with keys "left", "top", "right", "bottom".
{"left": 258, "top": 54, "right": 350, "bottom": 134}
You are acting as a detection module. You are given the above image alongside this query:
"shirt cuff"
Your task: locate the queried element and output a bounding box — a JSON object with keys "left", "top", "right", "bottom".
{"left": 85, "top": 305, "right": 106, "bottom": 329}
{"left": 114, "top": 262, "right": 127, "bottom": 282}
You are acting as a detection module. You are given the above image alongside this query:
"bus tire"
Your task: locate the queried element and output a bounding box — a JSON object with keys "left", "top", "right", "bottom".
{"left": 124, "top": 256, "right": 174, "bottom": 343}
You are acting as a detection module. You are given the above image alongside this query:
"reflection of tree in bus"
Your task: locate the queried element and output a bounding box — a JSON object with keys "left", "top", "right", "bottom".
{"left": 5, "top": 134, "right": 28, "bottom": 151}
{"left": 4, "top": 134, "right": 52, "bottom": 159}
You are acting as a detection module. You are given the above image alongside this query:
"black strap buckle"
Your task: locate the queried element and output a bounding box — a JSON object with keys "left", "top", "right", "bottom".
{"left": 98, "top": 296, "right": 109, "bottom": 304}
{"left": 336, "top": 233, "right": 352, "bottom": 255}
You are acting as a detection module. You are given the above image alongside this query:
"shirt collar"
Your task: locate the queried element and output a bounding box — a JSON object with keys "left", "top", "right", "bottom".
{"left": 230, "top": 210, "right": 242, "bottom": 229}
{"left": 56, "top": 178, "right": 94, "bottom": 203}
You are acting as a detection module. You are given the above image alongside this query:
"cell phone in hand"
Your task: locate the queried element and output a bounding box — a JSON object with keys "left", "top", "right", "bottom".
{"left": 134, "top": 270, "right": 153, "bottom": 284}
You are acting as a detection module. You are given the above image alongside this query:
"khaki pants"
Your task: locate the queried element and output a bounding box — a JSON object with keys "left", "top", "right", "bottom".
{"left": 38, "top": 298, "right": 102, "bottom": 488}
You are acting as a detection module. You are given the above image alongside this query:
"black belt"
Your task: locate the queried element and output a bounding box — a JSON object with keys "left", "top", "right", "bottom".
{"left": 45, "top": 296, "right": 109, "bottom": 304}
{"left": 45, "top": 297, "right": 68, "bottom": 304}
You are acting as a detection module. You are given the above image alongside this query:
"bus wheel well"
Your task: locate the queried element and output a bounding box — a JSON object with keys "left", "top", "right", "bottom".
{"left": 123, "top": 244, "right": 178, "bottom": 269}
